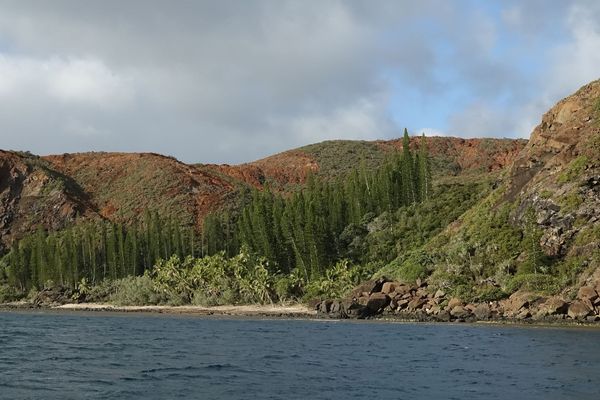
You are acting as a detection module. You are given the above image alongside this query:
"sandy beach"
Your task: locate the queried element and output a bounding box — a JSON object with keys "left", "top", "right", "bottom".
{"left": 50, "top": 303, "right": 316, "bottom": 317}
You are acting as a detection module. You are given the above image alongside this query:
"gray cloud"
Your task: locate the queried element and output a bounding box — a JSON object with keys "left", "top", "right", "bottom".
{"left": 0, "top": 1, "right": 596, "bottom": 163}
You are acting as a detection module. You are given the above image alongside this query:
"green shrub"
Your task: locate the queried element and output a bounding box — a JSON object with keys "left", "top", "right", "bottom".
{"left": 505, "top": 273, "right": 560, "bottom": 294}
{"left": 110, "top": 275, "right": 168, "bottom": 305}
{"left": 303, "top": 260, "right": 371, "bottom": 300}
{"left": 148, "top": 250, "right": 277, "bottom": 305}
{"left": 0, "top": 284, "right": 23, "bottom": 303}
{"left": 559, "top": 192, "right": 583, "bottom": 214}
{"left": 396, "top": 249, "right": 434, "bottom": 283}
{"left": 274, "top": 272, "right": 305, "bottom": 302}
{"left": 191, "top": 288, "right": 236, "bottom": 306}
{"left": 85, "top": 280, "right": 117, "bottom": 303}
{"left": 556, "top": 256, "right": 587, "bottom": 287}
{"left": 474, "top": 286, "right": 508, "bottom": 302}
{"left": 557, "top": 156, "right": 588, "bottom": 184}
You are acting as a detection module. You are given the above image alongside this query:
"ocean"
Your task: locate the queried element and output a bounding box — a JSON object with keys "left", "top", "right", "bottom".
{"left": 1, "top": 311, "right": 599, "bottom": 399}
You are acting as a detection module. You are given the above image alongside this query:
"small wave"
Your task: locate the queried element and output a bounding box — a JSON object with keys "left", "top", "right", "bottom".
{"left": 204, "top": 363, "right": 236, "bottom": 370}
{"left": 141, "top": 365, "right": 200, "bottom": 374}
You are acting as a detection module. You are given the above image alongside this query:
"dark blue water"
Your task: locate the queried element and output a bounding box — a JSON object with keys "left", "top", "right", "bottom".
{"left": 1, "top": 311, "right": 600, "bottom": 399}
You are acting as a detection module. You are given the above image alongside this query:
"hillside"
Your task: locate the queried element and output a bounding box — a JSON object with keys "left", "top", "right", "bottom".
{"left": 0, "top": 151, "right": 97, "bottom": 252}
{"left": 357, "top": 79, "right": 600, "bottom": 322}
{"left": 43, "top": 152, "right": 243, "bottom": 228}
{"left": 241, "top": 137, "right": 526, "bottom": 188}
{"left": 0, "top": 136, "right": 525, "bottom": 252}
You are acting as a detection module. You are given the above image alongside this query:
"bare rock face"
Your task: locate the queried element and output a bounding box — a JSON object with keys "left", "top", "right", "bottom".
{"left": 506, "top": 80, "right": 600, "bottom": 266}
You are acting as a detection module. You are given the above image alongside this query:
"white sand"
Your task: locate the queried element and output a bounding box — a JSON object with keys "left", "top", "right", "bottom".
{"left": 55, "top": 303, "right": 314, "bottom": 316}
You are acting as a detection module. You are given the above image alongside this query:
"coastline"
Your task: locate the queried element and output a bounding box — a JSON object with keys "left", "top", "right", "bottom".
{"left": 0, "top": 302, "right": 316, "bottom": 318}
{"left": 2, "top": 302, "right": 600, "bottom": 328}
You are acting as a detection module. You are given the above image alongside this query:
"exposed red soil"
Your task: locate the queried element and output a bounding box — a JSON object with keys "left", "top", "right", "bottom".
{"left": 378, "top": 136, "right": 527, "bottom": 172}
{"left": 0, "top": 135, "right": 528, "bottom": 247}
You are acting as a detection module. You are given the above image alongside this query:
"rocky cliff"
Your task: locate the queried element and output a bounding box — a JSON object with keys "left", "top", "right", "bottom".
{"left": 507, "top": 80, "right": 600, "bottom": 260}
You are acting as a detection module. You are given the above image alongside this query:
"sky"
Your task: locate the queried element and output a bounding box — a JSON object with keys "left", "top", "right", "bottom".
{"left": 0, "top": 1, "right": 599, "bottom": 164}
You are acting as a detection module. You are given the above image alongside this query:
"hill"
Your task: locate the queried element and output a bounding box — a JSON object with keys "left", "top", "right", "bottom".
{"left": 364, "top": 79, "right": 600, "bottom": 321}
{"left": 0, "top": 136, "right": 526, "bottom": 252}
{"left": 0, "top": 151, "right": 97, "bottom": 253}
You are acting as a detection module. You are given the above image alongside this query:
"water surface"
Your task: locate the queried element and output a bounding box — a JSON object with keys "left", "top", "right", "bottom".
{"left": 1, "top": 311, "right": 599, "bottom": 399}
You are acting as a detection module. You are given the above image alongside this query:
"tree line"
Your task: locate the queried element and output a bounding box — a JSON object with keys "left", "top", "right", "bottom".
{"left": 1, "top": 212, "right": 199, "bottom": 291}
{"left": 203, "top": 130, "right": 432, "bottom": 279}
{"left": 1, "top": 130, "right": 431, "bottom": 291}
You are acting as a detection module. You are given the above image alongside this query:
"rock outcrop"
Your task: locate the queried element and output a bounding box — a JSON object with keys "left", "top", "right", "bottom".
{"left": 506, "top": 80, "right": 600, "bottom": 262}
{"left": 0, "top": 151, "right": 95, "bottom": 251}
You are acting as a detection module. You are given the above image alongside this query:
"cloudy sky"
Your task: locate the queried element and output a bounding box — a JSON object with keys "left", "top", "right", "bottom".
{"left": 0, "top": 1, "right": 599, "bottom": 164}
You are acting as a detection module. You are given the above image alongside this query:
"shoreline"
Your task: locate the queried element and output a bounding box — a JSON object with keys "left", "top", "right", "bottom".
{"left": 2, "top": 302, "right": 600, "bottom": 328}
{"left": 0, "top": 302, "right": 316, "bottom": 318}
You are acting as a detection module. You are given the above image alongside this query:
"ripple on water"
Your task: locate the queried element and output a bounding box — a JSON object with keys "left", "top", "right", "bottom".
{"left": 1, "top": 312, "right": 600, "bottom": 400}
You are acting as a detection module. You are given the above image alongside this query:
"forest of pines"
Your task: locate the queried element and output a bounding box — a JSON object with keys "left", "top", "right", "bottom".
{"left": 1, "top": 130, "right": 431, "bottom": 291}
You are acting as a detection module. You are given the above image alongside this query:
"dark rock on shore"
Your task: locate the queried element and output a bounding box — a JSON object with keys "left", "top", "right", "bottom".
{"left": 315, "top": 276, "right": 600, "bottom": 324}
{"left": 32, "top": 286, "right": 77, "bottom": 307}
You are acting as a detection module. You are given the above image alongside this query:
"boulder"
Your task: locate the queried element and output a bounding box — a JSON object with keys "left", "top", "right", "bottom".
{"left": 434, "top": 289, "right": 446, "bottom": 299}
{"left": 396, "top": 299, "right": 409, "bottom": 310}
{"left": 568, "top": 301, "right": 592, "bottom": 319}
{"left": 436, "top": 310, "right": 451, "bottom": 322}
{"left": 509, "top": 292, "right": 530, "bottom": 310}
{"left": 503, "top": 292, "right": 537, "bottom": 316}
{"left": 450, "top": 305, "right": 470, "bottom": 318}
{"left": 447, "top": 297, "right": 463, "bottom": 310}
{"left": 540, "top": 297, "right": 569, "bottom": 315}
{"left": 330, "top": 301, "right": 341, "bottom": 314}
{"left": 516, "top": 309, "right": 531, "bottom": 320}
{"left": 381, "top": 282, "right": 399, "bottom": 295}
{"left": 577, "top": 286, "right": 599, "bottom": 302}
{"left": 392, "top": 284, "right": 411, "bottom": 296}
{"left": 465, "top": 303, "right": 477, "bottom": 312}
{"left": 343, "top": 302, "right": 372, "bottom": 319}
{"left": 316, "top": 300, "right": 333, "bottom": 316}
{"left": 425, "top": 304, "right": 441, "bottom": 315}
{"left": 349, "top": 278, "right": 388, "bottom": 299}
{"left": 473, "top": 303, "right": 491, "bottom": 320}
{"left": 407, "top": 298, "right": 426, "bottom": 310}
{"left": 366, "top": 293, "right": 390, "bottom": 314}
{"left": 357, "top": 296, "right": 369, "bottom": 306}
